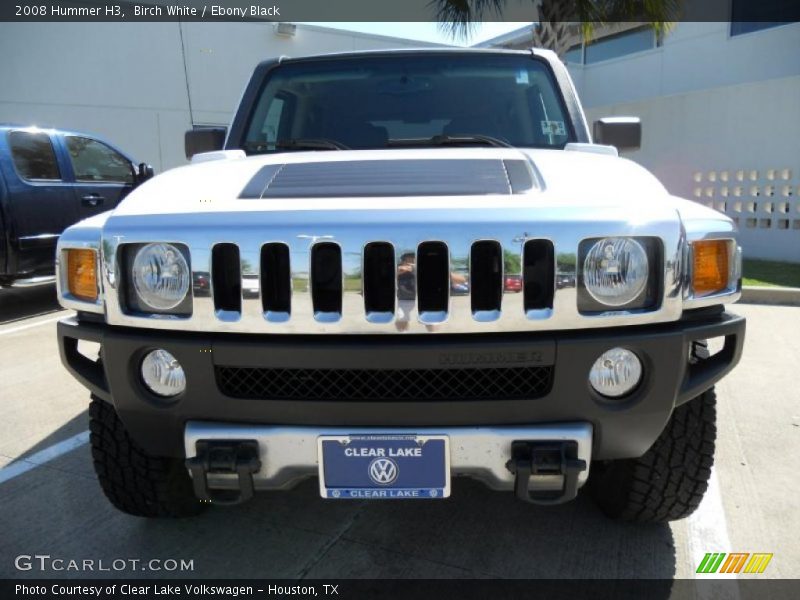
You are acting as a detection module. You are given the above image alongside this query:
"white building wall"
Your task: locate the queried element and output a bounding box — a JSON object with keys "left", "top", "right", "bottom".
{"left": 568, "top": 22, "right": 800, "bottom": 108}
{"left": 568, "top": 22, "right": 800, "bottom": 262}
{"left": 583, "top": 77, "right": 800, "bottom": 263}
{"left": 0, "top": 22, "right": 438, "bottom": 172}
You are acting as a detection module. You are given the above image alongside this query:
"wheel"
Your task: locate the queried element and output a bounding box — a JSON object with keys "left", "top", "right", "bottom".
{"left": 589, "top": 387, "right": 716, "bottom": 522}
{"left": 89, "top": 396, "right": 205, "bottom": 518}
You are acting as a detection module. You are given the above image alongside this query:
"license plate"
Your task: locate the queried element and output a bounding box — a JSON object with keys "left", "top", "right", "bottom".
{"left": 318, "top": 434, "right": 450, "bottom": 500}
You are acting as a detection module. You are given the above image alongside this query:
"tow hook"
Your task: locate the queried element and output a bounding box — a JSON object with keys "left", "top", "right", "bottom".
{"left": 186, "top": 440, "right": 261, "bottom": 505}
{"left": 506, "top": 441, "right": 587, "bottom": 506}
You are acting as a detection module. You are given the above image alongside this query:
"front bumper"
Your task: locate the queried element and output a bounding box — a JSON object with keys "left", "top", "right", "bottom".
{"left": 57, "top": 309, "right": 745, "bottom": 462}
{"left": 184, "top": 422, "right": 594, "bottom": 494}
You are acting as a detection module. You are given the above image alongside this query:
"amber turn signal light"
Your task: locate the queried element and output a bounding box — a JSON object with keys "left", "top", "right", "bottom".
{"left": 692, "top": 240, "right": 730, "bottom": 296}
{"left": 66, "top": 249, "right": 98, "bottom": 302}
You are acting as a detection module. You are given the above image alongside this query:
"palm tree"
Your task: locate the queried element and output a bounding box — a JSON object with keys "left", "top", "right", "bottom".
{"left": 435, "top": 0, "right": 681, "bottom": 57}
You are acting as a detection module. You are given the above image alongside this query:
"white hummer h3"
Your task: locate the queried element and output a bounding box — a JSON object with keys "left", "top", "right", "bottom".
{"left": 56, "top": 49, "right": 744, "bottom": 521}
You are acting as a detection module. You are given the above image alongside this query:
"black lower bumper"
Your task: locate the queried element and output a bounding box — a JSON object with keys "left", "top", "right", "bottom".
{"left": 57, "top": 310, "right": 745, "bottom": 461}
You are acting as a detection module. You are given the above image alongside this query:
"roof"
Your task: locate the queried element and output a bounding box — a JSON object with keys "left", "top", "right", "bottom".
{"left": 272, "top": 46, "right": 535, "bottom": 65}
{"left": 294, "top": 24, "right": 451, "bottom": 48}
{"left": 472, "top": 25, "right": 534, "bottom": 48}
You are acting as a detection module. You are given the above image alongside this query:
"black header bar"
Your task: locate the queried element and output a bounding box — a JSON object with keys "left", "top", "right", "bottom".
{"left": 4, "top": 579, "right": 800, "bottom": 600}
{"left": 3, "top": 0, "right": 800, "bottom": 22}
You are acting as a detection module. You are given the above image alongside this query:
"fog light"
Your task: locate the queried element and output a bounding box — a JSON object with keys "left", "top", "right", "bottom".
{"left": 141, "top": 349, "right": 186, "bottom": 398}
{"left": 589, "top": 347, "right": 642, "bottom": 398}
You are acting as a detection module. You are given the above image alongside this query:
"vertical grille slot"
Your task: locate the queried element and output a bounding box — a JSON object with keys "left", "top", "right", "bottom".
{"left": 363, "top": 242, "right": 395, "bottom": 323}
{"left": 523, "top": 239, "right": 555, "bottom": 316}
{"left": 260, "top": 243, "right": 291, "bottom": 322}
{"left": 470, "top": 240, "right": 503, "bottom": 320}
{"left": 310, "top": 242, "right": 342, "bottom": 322}
{"left": 417, "top": 241, "right": 449, "bottom": 323}
{"left": 212, "top": 243, "right": 242, "bottom": 319}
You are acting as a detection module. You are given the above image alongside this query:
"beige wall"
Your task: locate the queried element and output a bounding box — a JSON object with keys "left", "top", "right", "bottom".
{"left": 585, "top": 76, "right": 800, "bottom": 262}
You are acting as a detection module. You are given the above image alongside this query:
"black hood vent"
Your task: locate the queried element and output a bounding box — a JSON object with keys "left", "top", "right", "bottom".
{"left": 240, "top": 159, "right": 537, "bottom": 199}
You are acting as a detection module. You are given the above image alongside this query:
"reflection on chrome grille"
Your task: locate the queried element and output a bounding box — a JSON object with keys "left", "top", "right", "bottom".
{"left": 260, "top": 242, "right": 291, "bottom": 318}
{"left": 199, "top": 238, "right": 558, "bottom": 326}
{"left": 98, "top": 208, "right": 683, "bottom": 334}
{"left": 216, "top": 365, "right": 554, "bottom": 401}
{"left": 310, "top": 242, "right": 343, "bottom": 321}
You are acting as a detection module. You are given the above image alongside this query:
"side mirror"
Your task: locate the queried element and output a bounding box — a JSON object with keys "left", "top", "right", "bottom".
{"left": 185, "top": 127, "right": 226, "bottom": 159}
{"left": 593, "top": 117, "right": 641, "bottom": 152}
{"left": 136, "top": 162, "right": 154, "bottom": 184}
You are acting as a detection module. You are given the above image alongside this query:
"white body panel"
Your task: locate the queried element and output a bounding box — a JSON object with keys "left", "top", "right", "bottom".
{"left": 114, "top": 147, "right": 676, "bottom": 216}
{"left": 57, "top": 146, "right": 739, "bottom": 333}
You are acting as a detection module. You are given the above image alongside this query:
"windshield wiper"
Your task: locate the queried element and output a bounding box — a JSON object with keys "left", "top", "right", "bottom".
{"left": 274, "top": 138, "right": 350, "bottom": 150}
{"left": 387, "top": 134, "right": 513, "bottom": 149}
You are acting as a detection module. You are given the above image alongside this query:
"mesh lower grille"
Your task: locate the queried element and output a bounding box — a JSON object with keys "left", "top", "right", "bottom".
{"left": 215, "top": 365, "right": 553, "bottom": 401}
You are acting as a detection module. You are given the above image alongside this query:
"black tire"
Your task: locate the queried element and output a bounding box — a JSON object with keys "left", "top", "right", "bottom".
{"left": 89, "top": 396, "right": 205, "bottom": 518}
{"left": 589, "top": 387, "right": 716, "bottom": 522}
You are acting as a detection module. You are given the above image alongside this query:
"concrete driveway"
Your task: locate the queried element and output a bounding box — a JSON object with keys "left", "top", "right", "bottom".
{"left": 0, "top": 287, "right": 798, "bottom": 580}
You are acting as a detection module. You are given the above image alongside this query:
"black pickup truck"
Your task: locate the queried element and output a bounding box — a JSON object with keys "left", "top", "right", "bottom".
{"left": 0, "top": 125, "right": 151, "bottom": 287}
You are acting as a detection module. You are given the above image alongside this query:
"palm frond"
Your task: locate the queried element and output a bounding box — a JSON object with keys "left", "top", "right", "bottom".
{"left": 571, "top": 0, "right": 682, "bottom": 48}
{"left": 585, "top": 0, "right": 682, "bottom": 38}
{"left": 432, "top": 0, "right": 684, "bottom": 52}
{"left": 432, "top": 0, "right": 507, "bottom": 42}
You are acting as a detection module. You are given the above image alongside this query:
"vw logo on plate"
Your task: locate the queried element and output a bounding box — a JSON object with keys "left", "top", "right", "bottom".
{"left": 368, "top": 457, "right": 399, "bottom": 485}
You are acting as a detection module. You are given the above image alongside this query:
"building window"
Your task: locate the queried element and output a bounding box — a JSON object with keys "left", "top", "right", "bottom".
{"left": 730, "top": 0, "right": 798, "bottom": 36}
{"left": 563, "top": 44, "right": 583, "bottom": 64}
{"left": 584, "top": 26, "right": 656, "bottom": 64}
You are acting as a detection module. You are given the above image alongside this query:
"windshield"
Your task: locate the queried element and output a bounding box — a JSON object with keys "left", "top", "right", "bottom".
{"left": 242, "top": 54, "right": 574, "bottom": 154}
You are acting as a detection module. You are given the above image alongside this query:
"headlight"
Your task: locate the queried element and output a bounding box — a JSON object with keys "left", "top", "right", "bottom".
{"left": 132, "top": 243, "right": 190, "bottom": 310}
{"left": 583, "top": 237, "right": 648, "bottom": 307}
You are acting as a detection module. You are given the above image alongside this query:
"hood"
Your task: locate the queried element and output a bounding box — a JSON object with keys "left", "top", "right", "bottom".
{"left": 107, "top": 147, "right": 734, "bottom": 237}
{"left": 111, "top": 147, "right": 673, "bottom": 215}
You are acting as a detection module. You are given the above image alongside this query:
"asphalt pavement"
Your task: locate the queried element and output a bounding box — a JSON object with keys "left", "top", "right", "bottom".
{"left": 0, "top": 286, "right": 798, "bottom": 582}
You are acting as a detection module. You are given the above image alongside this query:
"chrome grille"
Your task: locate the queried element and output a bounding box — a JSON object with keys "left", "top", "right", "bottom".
{"left": 99, "top": 205, "right": 685, "bottom": 334}
{"left": 211, "top": 243, "right": 241, "bottom": 320}
{"left": 260, "top": 242, "right": 291, "bottom": 321}
{"left": 310, "top": 242, "right": 343, "bottom": 322}
{"left": 215, "top": 365, "right": 554, "bottom": 401}
{"left": 206, "top": 239, "right": 555, "bottom": 327}
{"left": 362, "top": 242, "right": 395, "bottom": 322}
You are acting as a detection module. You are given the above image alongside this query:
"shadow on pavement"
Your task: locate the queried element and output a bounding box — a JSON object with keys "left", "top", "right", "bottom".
{"left": 7, "top": 411, "right": 89, "bottom": 464}
{"left": 0, "top": 285, "right": 63, "bottom": 325}
{"left": 1, "top": 411, "right": 677, "bottom": 583}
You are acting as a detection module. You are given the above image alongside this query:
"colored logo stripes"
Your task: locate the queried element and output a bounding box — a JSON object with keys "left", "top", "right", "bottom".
{"left": 697, "top": 552, "right": 773, "bottom": 574}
